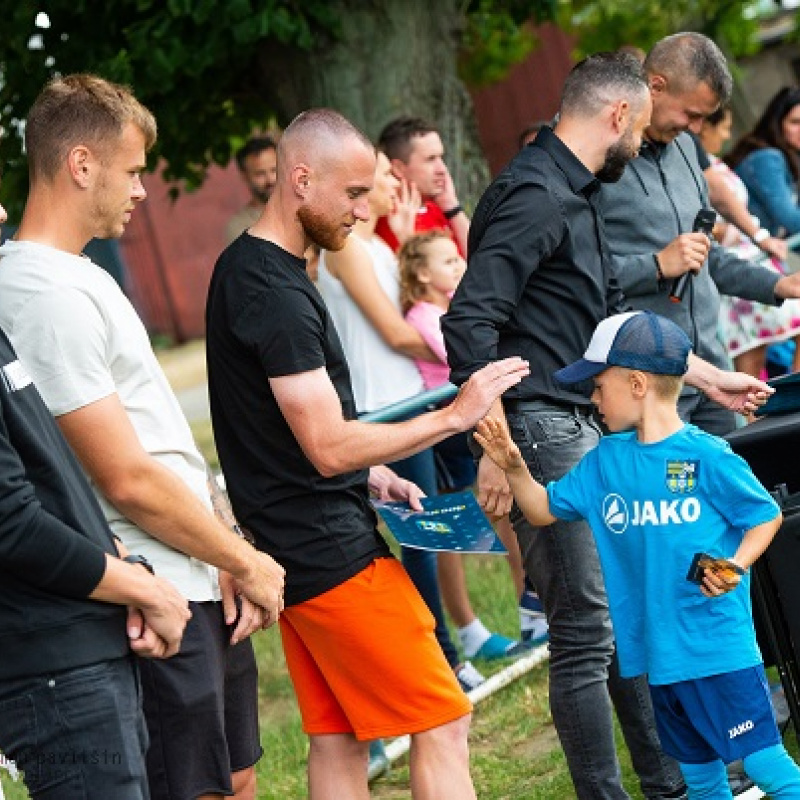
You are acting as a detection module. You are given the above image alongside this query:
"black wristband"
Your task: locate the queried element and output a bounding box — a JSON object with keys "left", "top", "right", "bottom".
{"left": 123, "top": 554, "right": 155, "bottom": 575}
{"left": 443, "top": 205, "right": 462, "bottom": 220}
{"left": 654, "top": 253, "right": 665, "bottom": 284}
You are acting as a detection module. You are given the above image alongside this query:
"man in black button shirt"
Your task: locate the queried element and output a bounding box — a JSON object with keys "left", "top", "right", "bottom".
{"left": 444, "top": 52, "right": 773, "bottom": 800}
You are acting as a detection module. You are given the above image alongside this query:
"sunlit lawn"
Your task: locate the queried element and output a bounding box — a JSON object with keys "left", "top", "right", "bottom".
{"left": 4, "top": 410, "right": 798, "bottom": 797}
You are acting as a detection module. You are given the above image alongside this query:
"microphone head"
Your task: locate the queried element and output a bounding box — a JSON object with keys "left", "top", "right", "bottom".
{"left": 693, "top": 208, "right": 716, "bottom": 235}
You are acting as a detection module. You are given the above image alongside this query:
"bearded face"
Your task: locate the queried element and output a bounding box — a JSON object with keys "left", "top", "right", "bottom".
{"left": 596, "top": 124, "right": 639, "bottom": 184}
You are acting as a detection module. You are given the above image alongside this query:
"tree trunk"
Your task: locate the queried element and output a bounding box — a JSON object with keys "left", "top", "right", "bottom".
{"left": 253, "top": 0, "right": 490, "bottom": 210}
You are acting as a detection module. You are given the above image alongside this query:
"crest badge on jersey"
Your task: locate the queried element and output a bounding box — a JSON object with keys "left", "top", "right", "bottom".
{"left": 666, "top": 460, "right": 699, "bottom": 494}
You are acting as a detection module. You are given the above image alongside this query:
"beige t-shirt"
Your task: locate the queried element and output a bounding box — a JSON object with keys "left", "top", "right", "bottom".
{"left": 0, "top": 240, "right": 219, "bottom": 601}
{"left": 225, "top": 204, "right": 262, "bottom": 245}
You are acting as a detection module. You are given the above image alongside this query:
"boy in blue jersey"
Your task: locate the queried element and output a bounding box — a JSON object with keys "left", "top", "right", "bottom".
{"left": 475, "top": 310, "right": 800, "bottom": 799}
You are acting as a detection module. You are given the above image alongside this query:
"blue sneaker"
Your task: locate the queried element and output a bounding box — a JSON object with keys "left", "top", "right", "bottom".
{"left": 368, "top": 739, "right": 390, "bottom": 779}
{"left": 520, "top": 590, "right": 549, "bottom": 646}
{"left": 473, "top": 632, "right": 536, "bottom": 661}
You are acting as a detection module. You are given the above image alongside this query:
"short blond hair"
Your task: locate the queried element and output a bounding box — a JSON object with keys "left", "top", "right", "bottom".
{"left": 649, "top": 372, "right": 684, "bottom": 400}
{"left": 25, "top": 73, "right": 157, "bottom": 181}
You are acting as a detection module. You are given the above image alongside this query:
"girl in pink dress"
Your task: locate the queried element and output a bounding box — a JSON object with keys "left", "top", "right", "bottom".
{"left": 399, "top": 230, "right": 465, "bottom": 390}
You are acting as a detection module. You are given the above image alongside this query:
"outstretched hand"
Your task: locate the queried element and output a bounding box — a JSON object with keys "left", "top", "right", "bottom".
{"left": 474, "top": 417, "right": 525, "bottom": 473}
{"left": 706, "top": 370, "right": 772, "bottom": 415}
{"left": 449, "top": 358, "right": 529, "bottom": 431}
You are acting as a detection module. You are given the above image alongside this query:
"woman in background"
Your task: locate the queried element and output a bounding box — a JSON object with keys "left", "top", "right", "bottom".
{"left": 317, "top": 152, "right": 526, "bottom": 691}
{"left": 700, "top": 105, "right": 800, "bottom": 377}
{"left": 728, "top": 88, "right": 800, "bottom": 376}
{"left": 729, "top": 87, "right": 800, "bottom": 240}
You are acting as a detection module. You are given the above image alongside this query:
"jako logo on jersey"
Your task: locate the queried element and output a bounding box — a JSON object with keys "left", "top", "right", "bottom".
{"left": 666, "top": 460, "right": 699, "bottom": 494}
{"left": 603, "top": 495, "right": 630, "bottom": 534}
{"left": 602, "top": 494, "right": 701, "bottom": 534}
{"left": 729, "top": 720, "right": 754, "bottom": 739}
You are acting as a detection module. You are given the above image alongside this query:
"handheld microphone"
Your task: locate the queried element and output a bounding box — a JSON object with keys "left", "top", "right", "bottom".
{"left": 668, "top": 208, "right": 717, "bottom": 304}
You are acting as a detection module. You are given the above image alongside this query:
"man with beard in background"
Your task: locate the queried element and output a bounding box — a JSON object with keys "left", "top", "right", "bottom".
{"left": 225, "top": 135, "right": 278, "bottom": 243}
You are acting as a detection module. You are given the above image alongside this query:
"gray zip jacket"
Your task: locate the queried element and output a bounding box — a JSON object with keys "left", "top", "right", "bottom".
{"left": 600, "top": 132, "right": 782, "bottom": 373}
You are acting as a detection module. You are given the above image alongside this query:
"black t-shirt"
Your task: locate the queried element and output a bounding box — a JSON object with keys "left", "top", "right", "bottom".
{"left": 206, "top": 234, "right": 391, "bottom": 606}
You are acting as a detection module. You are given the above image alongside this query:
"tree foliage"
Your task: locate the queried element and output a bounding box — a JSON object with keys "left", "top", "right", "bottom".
{"left": 1, "top": 0, "right": 794, "bottom": 219}
{"left": 555, "top": 0, "right": 773, "bottom": 58}
{"left": 0, "top": 1, "right": 550, "bottom": 218}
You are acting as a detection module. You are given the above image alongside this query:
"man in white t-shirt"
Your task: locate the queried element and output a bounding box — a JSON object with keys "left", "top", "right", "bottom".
{"left": 0, "top": 74, "right": 285, "bottom": 800}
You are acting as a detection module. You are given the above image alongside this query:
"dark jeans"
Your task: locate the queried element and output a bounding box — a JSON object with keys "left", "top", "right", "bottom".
{"left": 0, "top": 656, "right": 149, "bottom": 800}
{"left": 389, "top": 447, "right": 461, "bottom": 669}
{"left": 507, "top": 403, "right": 684, "bottom": 800}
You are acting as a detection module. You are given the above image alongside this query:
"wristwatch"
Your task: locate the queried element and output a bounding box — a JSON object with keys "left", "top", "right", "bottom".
{"left": 123, "top": 554, "right": 155, "bottom": 575}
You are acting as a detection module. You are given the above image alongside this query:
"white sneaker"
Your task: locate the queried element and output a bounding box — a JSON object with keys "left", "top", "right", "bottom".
{"left": 455, "top": 661, "right": 486, "bottom": 692}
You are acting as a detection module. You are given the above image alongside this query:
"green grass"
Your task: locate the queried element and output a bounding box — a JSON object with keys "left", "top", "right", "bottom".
{"left": 4, "top": 551, "right": 800, "bottom": 797}
{"left": 3, "top": 415, "right": 797, "bottom": 797}
{"left": 0, "top": 553, "right": 654, "bottom": 799}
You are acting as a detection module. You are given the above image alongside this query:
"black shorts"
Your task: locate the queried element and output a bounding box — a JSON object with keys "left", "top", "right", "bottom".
{"left": 137, "top": 601, "right": 262, "bottom": 799}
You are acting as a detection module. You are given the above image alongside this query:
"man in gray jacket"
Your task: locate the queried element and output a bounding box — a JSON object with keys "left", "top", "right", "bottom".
{"left": 601, "top": 32, "right": 800, "bottom": 434}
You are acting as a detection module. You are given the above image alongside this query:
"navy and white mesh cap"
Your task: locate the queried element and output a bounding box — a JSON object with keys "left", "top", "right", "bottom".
{"left": 554, "top": 311, "right": 692, "bottom": 385}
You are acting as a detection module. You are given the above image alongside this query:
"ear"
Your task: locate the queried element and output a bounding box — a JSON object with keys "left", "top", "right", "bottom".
{"left": 417, "top": 266, "right": 432, "bottom": 285}
{"left": 629, "top": 370, "right": 647, "bottom": 397}
{"left": 291, "top": 164, "right": 312, "bottom": 199}
{"left": 67, "top": 145, "right": 94, "bottom": 189}
{"left": 389, "top": 157, "right": 408, "bottom": 181}
{"left": 649, "top": 73, "right": 667, "bottom": 97}
{"left": 611, "top": 100, "right": 630, "bottom": 135}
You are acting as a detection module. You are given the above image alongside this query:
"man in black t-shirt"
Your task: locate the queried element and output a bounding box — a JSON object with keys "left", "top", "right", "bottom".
{"left": 206, "top": 108, "right": 529, "bottom": 798}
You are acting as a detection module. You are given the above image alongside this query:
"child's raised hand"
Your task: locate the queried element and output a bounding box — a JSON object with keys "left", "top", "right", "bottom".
{"left": 388, "top": 178, "right": 421, "bottom": 246}
{"left": 474, "top": 417, "right": 525, "bottom": 473}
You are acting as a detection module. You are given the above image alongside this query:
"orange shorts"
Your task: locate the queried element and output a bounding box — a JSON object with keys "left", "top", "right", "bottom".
{"left": 279, "top": 557, "right": 472, "bottom": 741}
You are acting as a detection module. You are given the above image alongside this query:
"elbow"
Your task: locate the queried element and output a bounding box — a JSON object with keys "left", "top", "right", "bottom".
{"left": 95, "top": 461, "right": 152, "bottom": 512}
{"left": 306, "top": 445, "right": 353, "bottom": 478}
{"left": 313, "top": 454, "right": 350, "bottom": 479}
{"left": 101, "top": 481, "right": 140, "bottom": 512}
{"left": 383, "top": 329, "right": 412, "bottom": 352}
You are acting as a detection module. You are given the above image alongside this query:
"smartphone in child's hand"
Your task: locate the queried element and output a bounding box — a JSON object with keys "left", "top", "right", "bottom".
{"left": 686, "top": 552, "right": 745, "bottom": 585}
